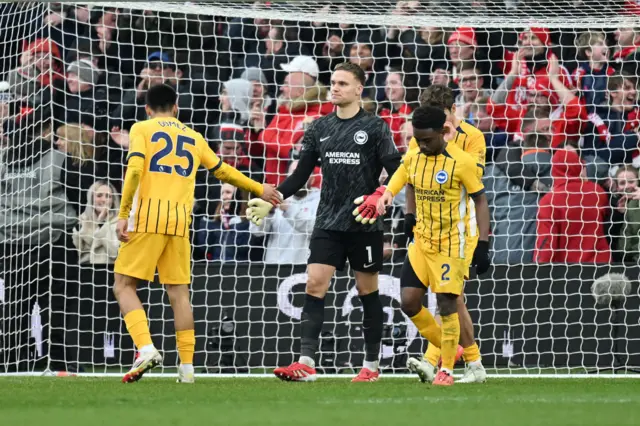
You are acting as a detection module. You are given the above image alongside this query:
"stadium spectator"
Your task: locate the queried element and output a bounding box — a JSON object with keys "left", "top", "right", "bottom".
{"left": 72, "top": 180, "right": 120, "bottom": 265}
{"left": 111, "top": 51, "right": 212, "bottom": 134}
{"left": 241, "top": 25, "right": 311, "bottom": 93}
{"left": 6, "top": 38, "right": 64, "bottom": 112}
{"left": 455, "top": 63, "right": 492, "bottom": 121}
{"left": 535, "top": 149, "right": 611, "bottom": 264}
{"left": 485, "top": 131, "right": 553, "bottom": 264}
{"left": 228, "top": 16, "right": 272, "bottom": 74}
{"left": 219, "top": 78, "right": 253, "bottom": 127}
{"left": 580, "top": 73, "right": 640, "bottom": 165}
{"left": 379, "top": 69, "right": 420, "bottom": 149}
{"left": 53, "top": 59, "right": 107, "bottom": 131}
{"left": 429, "top": 64, "right": 451, "bottom": 88}
{"left": 249, "top": 160, "right": 320, "bottom": 264}
{"left": 447, "top": 27, "right": 492, "bottom": 89}
{"left": 54, "top": 123, "right": 113, "bottom": 215}
{"left": 251, "top": 55, "right": 332, "bottom": 186}
{"left": 493, "top": 27, "right": 572, "bottom": 134}
{"left": 241, "top": 66, "right": 275, "bottom": 116}
{"left": 613, "top": 27, "right": 640, "bottom": 64}
{"left": 194, "top": 183, "right": 252, "bottom": 262}
{"left": 316, "top": 28, "right": 348, "bottom": 87}
{"left": 609, "top": 165, "right": 640, "bottom": 262}
{"left": 412, "top": 27, "right": 448, "bottom": 87}
{"left": 0, "top": 107, "right": 79, "bottom": 371}
{"left": 573, "top": 31, "right": 614, "bottom": 111}
{"left": 348, "top": 37, "right": 387, "bottom": 101}
{"left": 46, "top": 4, "right": 91, "bottom": 63}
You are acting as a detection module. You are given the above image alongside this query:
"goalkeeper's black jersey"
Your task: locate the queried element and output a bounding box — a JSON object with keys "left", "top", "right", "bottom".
{"left": 300, "top": 108, "right": 400, "bottom": 232}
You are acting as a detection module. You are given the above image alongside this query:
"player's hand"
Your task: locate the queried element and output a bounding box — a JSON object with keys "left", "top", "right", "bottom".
{"left": 246, "top": 199, "right": 274, "bottom": 226}
{"left": 471, "top": 240, "right": 491, "bottom": 276}
{"left": 353, "top": 186, "right": 387, "bottom": 225}
{"left": 376, "top": 190, "right": 394, "bottom": 215}
{"left": 116, "top": 219, "right": 130, "bottom": 243}
{"left": 260, "top": 184, "right": 283, "bottom": 205}
{"left": 403, "top": 213, "right": 416, "bottom": 241}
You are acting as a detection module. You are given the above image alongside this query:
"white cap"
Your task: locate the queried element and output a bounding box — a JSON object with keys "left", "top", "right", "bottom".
{"left": 0, "top": 81, "right": 9, "bottom": 92}
{"left": 280, "top": 55, "right": 319, "bottom": 79}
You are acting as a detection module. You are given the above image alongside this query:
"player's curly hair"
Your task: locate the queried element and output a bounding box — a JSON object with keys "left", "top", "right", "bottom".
{"left": 411, "top": 105, "right": 446, "bottom": 130}
{"left": 419, "top": 84, "right": 455, "bottom": 111}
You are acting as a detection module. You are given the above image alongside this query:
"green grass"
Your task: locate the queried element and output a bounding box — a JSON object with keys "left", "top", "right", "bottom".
{"left": 1, "top": 377, "right": 639, "bottom": 426}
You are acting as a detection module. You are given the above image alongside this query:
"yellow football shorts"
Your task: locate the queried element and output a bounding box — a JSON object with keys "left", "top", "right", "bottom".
{"left": 114, "top": 232, "right": 191, "bottom": 285}
{"left": 407, "top": 240, "right": 467, "bottom": 296}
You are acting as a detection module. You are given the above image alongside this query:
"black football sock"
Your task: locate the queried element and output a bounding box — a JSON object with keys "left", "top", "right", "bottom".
{"left": 299, "top": 293, "right": 325, "bottom": 362}
{"left": 360, "top": 290, "right": 383, "bottom": 363}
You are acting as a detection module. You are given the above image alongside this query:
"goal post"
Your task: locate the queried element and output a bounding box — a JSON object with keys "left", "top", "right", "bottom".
{"left": 1, "top": 1, "right": 640, "bottom": 376}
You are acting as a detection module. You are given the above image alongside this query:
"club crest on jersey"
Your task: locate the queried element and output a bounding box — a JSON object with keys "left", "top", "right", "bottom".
{"left": 353, "top": 130, "right": 368, "bottom": 145}
{"left": 435, "top": 170, "right": 449, "bottom": 184}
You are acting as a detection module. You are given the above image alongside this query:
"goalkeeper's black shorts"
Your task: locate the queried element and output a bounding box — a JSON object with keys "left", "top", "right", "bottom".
{"left": 307, "top": 228, "right": 383, "bottom": 272}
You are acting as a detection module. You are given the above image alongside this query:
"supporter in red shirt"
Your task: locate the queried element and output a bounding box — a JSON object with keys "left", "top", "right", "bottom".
{"left": 492, "top": 28, "right": 572, "bottom": 135}
{"left": 535, "top": 149, "right": 611, "bottom": 264}
{"left": 378, "top": 69, "right": 420, "bottom": 151}
{"left": 251, "top": 56, "right": 333, "bottom": 185}
{"left": 613, "top": 27, "right": 640, "bottom": 63}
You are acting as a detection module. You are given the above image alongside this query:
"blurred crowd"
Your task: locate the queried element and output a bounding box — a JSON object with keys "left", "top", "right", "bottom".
{"left": 3, "top": 1, "right": 640, "bottom": 267}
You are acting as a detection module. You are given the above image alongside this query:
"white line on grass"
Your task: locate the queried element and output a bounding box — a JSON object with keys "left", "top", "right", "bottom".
{"left": 1, "top": 373, "right": 640, "bottom": 379}
{"left": 318, "top": 396, "right": 640, "bottom": 405}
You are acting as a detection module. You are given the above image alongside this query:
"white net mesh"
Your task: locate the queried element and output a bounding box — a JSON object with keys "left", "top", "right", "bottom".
{"left": 1, "top": 1, "right": 640, "bottom": 376}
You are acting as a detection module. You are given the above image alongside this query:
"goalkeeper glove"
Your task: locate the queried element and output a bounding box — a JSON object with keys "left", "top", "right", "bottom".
{"left": 352, "top": 186, "right": 386, "bottom": 225}
{"left": 471, "top": 240, "right": 491, "bottom": 276}
{"left": 403, "top": 213, "right": 416, "bottom": 241}
{"left": 246, "top": 198, "right": 274, "bottom": 226}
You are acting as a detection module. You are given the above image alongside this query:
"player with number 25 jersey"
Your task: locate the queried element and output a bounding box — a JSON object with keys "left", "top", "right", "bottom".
{"left": 114, "top": 84, "right": 280, "bottom": 385}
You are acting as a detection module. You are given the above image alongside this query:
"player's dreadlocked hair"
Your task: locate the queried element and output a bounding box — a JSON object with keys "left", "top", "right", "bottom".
{"left": 411, "top": 105, "right": 447, "bottom": 130}
{"left": 420, "top": 84, "right": 455, "bottom": 111}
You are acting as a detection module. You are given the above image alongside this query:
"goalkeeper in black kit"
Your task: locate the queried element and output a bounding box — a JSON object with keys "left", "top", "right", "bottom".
{"left": 247, "top": 62, "right": 401, "bottom": 382}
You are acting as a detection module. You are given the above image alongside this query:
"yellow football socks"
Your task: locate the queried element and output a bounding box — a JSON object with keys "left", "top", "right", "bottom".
{"left": 423, "top": 344, "right": 441, "bottom": 367}
{"left": 176, "top": 329, "right": 195, "bottom": 365}
{"left": 124, "top": 309, "right": 153, "bottom": 349}
{"left": 410, "top": 307, "right": 441, "bottom": 348}
{"left": 440, "top": 313, "right": 460, "bottom": 371}
{"left": 463, "top": 342, "right": 481, "bottom": 363}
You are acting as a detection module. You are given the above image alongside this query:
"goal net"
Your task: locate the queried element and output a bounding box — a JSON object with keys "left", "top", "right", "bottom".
{"left": 1, "top": 1, "right": 640, "bottom": 376}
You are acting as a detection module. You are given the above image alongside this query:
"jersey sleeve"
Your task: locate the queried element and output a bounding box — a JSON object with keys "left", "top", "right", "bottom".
{"left": 387, "top": 151, "right": 413, "bottom": 195}
{"left": 467, "top": 131, "right": 487, "bottom": 166}
{"left": 198, "top": 135, "right": 223, "bottom": 171}
{"left": 126, "top": 123, "right": 147, "bottom": 161}
{"left": 299, "top": 120, "right": 319, "bottom": 157}
{"left": 376, "top": 120, "right": 399, "bottom": 159}
{"left": 459, "top": 155, "right": 485, "bottom": 197}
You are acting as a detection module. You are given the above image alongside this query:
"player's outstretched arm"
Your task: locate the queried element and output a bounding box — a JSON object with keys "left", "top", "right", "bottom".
{"left": 211, "top": 160, "right": 282, "bottom": 205}
{"left": 246, "top": 151, "right": 316, "bottom": 226}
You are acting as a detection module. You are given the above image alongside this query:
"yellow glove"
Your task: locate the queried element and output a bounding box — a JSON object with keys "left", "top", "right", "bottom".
{"left": 246, "top": 198, "right": 274, "bottom": 226}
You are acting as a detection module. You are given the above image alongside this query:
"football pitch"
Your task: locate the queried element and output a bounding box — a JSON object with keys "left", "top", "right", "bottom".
{"left": 1, "top": 377, "right": 639, "bottom": 426}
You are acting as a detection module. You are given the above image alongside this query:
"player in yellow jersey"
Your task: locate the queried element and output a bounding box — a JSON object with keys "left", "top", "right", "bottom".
{"left": 396, "top": 85, "right": 488, "bottom": 383}
{"left": 378, "top": 105, "right": 490, "bottom": 386}
{"left": 114, "top": 84, "right": 282, "bottom": 384}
